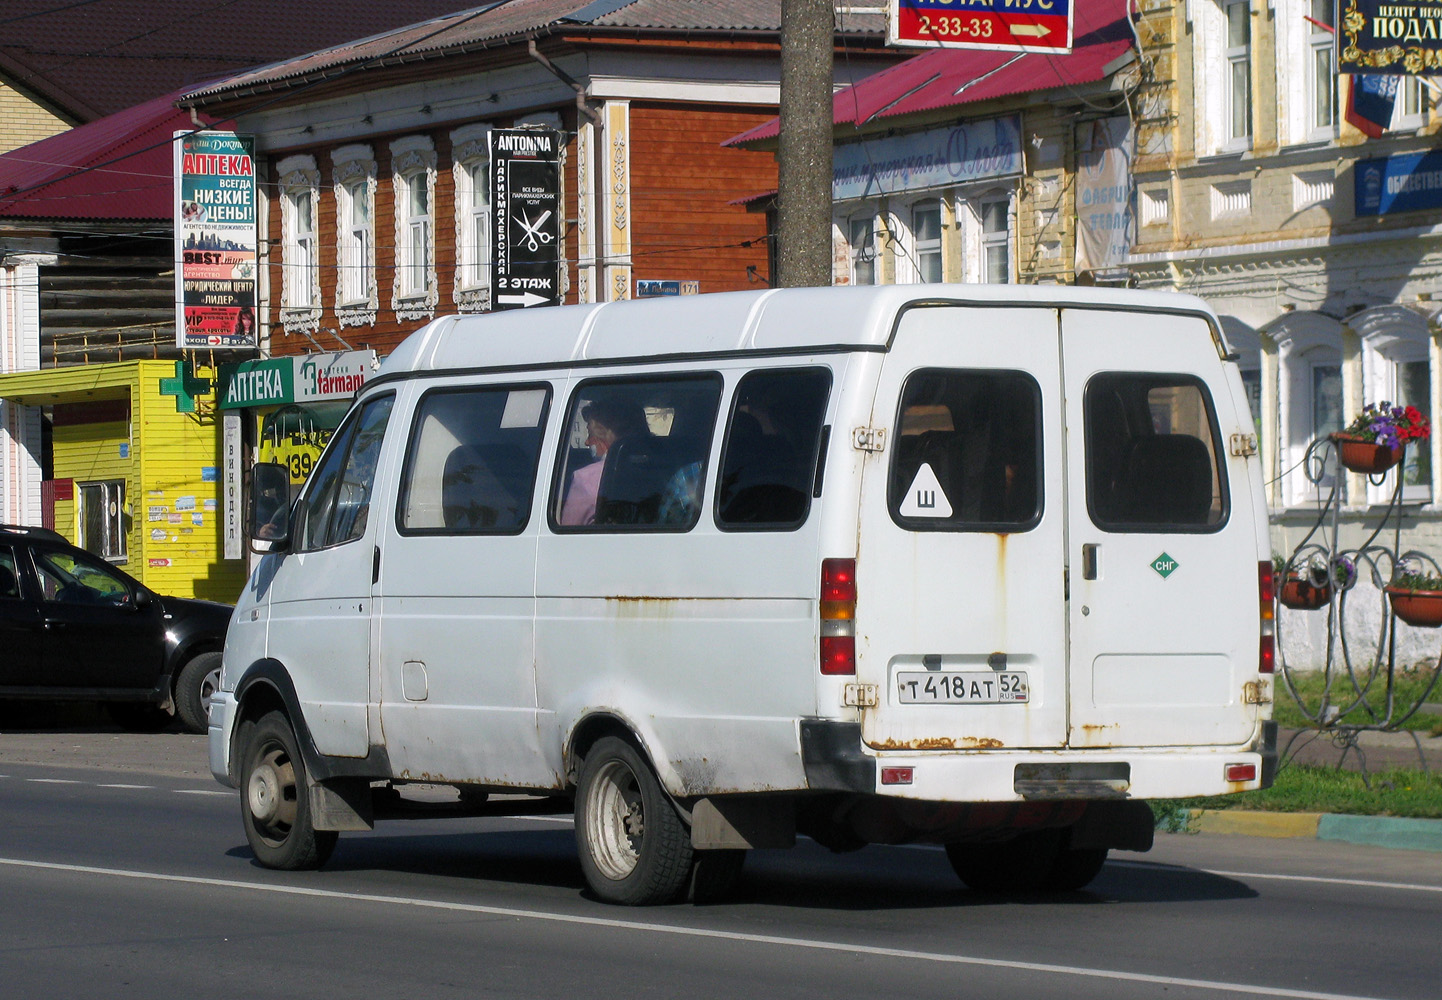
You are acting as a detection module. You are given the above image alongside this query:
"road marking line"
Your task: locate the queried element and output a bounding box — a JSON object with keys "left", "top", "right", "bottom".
{"left": 1109, "top": 859, "right": 1442, "bottom": 895}
{"left": 174, "top": 789, "right": 232, "bottom": 796}
{"left": 25, "top": 778, "right": 80, "bottom": 784}
{"left": 96, "top": 784, "right": 154, "bottom": 790}
{"left": 0, "top": 856, "right": 1398, "bottom": 1000}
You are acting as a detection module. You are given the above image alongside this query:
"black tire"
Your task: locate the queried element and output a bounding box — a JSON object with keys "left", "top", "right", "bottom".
{"left": 107, "top": 701, "right": 174, "bottom": 732}
{"left": 945, "top": 829, "right": 1063, "bottom": 892}
{"left": 1042, "top": 847, "right": 1109, "bottom": 891}
{"left": 174, "top": 652, "right": 223, "bottom": 734}
{"left": 574, "top": 736, "right": 693, "bottom": 905}
{"left": 690, "top": 849, "right": 746, "bottom": 904}
{"left": 239, "top": 710, "right": 337, "bottom": 870}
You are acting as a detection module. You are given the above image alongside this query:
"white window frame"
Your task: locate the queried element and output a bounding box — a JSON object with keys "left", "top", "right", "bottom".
{"left": 1225, "top": 0, "right": 1254, "bottom": 148}
{"left": 1307, "top": 0, "right": 1337, "bottom": 139}
{"left": 979, "top": 193, "right": 1011, "bottom": 284}
{"left": 1361, "top": 320, "right": 1433, "bottom": 504}
{"left": 451, "top": 123, "right": 493, "bottom": 312}
{"left": 1392, "top": 76, "right": 1431, "bottom": 131}
{"left": 390, "top": 135, "right": 438, "bottom": 322}
{"left": 277, "top": 155, "right": 321, "bottom": 335}
{"left": 1273, "top": 313, "right": 1346, "bottom": 506}
{"left": 77, "top": 479, "right": 126, "bottom": 561}
{"left": 1194, "top": 0, "right": 1255, "bottom": 155}
{"left": 907, "top": 198, "right": 945, "bottom": 284}
{"left": 834, "top": 209, "right": 882, "bottom": 286}
{"left": 331, "top": 144, "right": 377, "bottom": 328}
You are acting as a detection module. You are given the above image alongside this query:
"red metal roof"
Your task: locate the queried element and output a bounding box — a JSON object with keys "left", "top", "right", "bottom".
{"left": 0, "top": 90, "right": 210, "bottom": 220}
{"left": 727, "top": 0, "right": 1134, "bottom": 146}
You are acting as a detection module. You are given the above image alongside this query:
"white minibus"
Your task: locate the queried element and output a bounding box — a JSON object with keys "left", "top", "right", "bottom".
{"left": 211, "top": 284, "right": 1276, "bottom": 904}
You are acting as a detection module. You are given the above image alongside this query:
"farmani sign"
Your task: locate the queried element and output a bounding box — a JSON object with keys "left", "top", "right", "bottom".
{"left": 1340, "top": 0, "right": 1442, "bottom": 73}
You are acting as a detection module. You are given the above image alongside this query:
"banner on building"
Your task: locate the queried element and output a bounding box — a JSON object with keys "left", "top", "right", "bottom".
{"left": 1074, "top": 117, "right": 1134, "bottom": 275}
{"left": 490, "top": 128, "right": 561, "bottom": 310}
{"left": 888, "top": 0, "right": 1073, "bottom": 53}
{"left": 1339, "top": 0, "right": 1442, "bottom": 73}
{"left": 174, "top": 131, "right": 258, "bottom": 349}
{"left": 1346, "top": 74, "right": 1402, "bottom": 137}
{"left": 832, "top": 116, "right": 1022, "bottom": 202}
{"left": 1355, "top": 149, "right": 1442, "bottom": 215}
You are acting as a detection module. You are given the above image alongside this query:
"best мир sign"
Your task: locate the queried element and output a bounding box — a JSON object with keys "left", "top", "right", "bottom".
{"left": 1340, "top": 0, "right": 1442, "bottom": 73}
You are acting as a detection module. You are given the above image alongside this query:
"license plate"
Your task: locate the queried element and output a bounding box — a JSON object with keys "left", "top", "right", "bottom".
{"left": 895, "top": 671, "right": 1030, "bottom": 704}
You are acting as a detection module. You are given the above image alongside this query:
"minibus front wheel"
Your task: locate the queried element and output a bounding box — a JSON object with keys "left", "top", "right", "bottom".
{"left": 239, "top": 710, "right": 338, "bottom": 870}
{"left": 575, "top": 736, "right": 693, "bottom": 905}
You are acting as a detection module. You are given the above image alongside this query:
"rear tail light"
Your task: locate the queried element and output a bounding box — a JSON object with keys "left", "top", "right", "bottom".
{"left": 1226, "top": 763, "right": 1257, "bottom": 782}
{"left": 1258, "top": 560, "right": 1275, "bottom": 674}
{"left": 821, "top": 558, "right": 856, "bottom": 676}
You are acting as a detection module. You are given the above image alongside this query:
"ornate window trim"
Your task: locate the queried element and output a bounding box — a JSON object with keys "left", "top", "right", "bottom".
{"left": 451, "top": 123, "right": 492, "bottom": 313}
{"left": 390, "top": 135, "right": 438, "bottom": 323}
{"left": 331, "top": 144, "right": 378, "bottom": 328}
{"left": 277, "top": 154, "right": 321, "bottom": 335}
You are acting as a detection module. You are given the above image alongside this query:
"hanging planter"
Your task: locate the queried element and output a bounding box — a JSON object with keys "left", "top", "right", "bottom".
{"left": 1279, "top": 576, "right": 1331, "bottom": 610}
{"left": 1386, "top": 580, "right": 1442, "bottom": 628}
{"left": 1331, "top": 434, "right": 1404, "bottom": 474}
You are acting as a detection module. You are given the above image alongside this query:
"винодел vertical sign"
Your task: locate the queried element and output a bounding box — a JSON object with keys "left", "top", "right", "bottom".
{"left": 490, "top": 128, "right": 562, "bottom": 309}
{"left": 174, "top": 131, "right": 259, "bottom": 349}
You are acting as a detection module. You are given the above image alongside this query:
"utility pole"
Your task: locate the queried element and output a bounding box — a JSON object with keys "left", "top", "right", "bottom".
{"left": 776, "top": 0, "right": 834, "bottom": 288}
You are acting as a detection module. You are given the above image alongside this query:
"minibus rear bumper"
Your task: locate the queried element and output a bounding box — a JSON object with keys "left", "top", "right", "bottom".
{"left": 800, "top": 719, "right": 1276, "bottom": 801}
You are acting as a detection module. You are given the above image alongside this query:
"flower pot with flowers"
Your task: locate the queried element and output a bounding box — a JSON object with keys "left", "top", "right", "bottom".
{"left": 1276, "top": 553, "right": 1356, "bottom": 610}
{"left": 1331, "top": 402, "right": 1431, "bottom": 474}
{"left": 1385, "top": 571, "right": 1442, "bottom": 628}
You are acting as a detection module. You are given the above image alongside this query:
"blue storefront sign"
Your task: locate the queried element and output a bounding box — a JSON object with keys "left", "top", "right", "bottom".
{"left": 832, "top": 116, "right": 1022, "bottom": 201}
{"left": 1355, "top": 150, "right": 1442, "bottom": 216}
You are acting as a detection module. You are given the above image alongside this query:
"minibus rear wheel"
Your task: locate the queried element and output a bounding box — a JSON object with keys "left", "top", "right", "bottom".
{"left": 575, "top": 736, "right": 693, "bottom": 905}
{"left": 239, "top": 710, "right": 337, "bottom": 870}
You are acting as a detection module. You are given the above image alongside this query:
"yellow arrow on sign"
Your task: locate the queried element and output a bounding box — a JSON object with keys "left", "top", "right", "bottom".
{"left": 1008, "top": 23, "right": 1053, "bottom": 37}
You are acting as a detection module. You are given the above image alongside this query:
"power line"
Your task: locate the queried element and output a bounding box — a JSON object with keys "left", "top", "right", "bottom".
{"left": 0, "top": 0, "right": 114, "bottom": 27}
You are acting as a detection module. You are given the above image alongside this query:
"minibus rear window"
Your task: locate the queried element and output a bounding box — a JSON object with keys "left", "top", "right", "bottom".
{"left": 716, "top": 367, "right": 831, "bottom": 531}
{"left": 397, "top": 385, "right": 551, "bottom": 535}
{"left": 888, "top": 369, "right": 1043, "bottom": 532}
{"left": 1084, "top": 373, "right": 1228, "bottom": 532}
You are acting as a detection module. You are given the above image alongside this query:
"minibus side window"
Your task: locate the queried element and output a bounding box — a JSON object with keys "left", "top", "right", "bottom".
{"left": 888, "top": 369, "right": 1042, "bottom": 532}
{"left": 715, "top": 367, "right": 832, "bottom": 531}
{"left": 396, "top": 385, "right": 551, "bottom": 535}
{"left": 550, "top": 374, "right": 722, "bottom": 531}
{"left": 1084, "top": 373, "right": 1228, "bottom": 532}
{"left": 298, "top": 395, "right": 394, "bottom": 551}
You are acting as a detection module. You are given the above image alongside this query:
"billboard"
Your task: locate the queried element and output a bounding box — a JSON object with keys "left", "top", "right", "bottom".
{"left": 889, "top": 0, "right": 1073, "bottom": 53}
{"left": 1340, "top": 0, "right": 1442, "bottom": 74}
{"left": 174, "top": 131, "right": 258, "bottom": 349}
{"left": 490, "top": 128, "right": 562, "bottom": 309}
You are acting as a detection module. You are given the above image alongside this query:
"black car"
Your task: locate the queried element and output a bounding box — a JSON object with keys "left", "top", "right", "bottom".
{"left": 0, "top": 525, "right": 232, "bottom": 733}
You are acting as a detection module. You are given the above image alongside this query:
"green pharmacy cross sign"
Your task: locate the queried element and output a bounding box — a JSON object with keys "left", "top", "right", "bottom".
{"left": 1151, "top": 553, "right": 1179, "bottom": 579}
{"left": 159, "top": 359, "right": 213, "bottom": 413}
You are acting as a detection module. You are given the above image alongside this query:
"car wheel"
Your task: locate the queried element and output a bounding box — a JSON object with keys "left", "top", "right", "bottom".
{"left": 239, "top": 710, "right": 337, "bottom": 870}
{"left": 575, "top": 736, "right": 693, "bottom": 905}
{"left": 175, "top": 652, "right": 223, "bottom": 734}
{"left": 944, "top": 829, "right": 1063, "bottom": 892}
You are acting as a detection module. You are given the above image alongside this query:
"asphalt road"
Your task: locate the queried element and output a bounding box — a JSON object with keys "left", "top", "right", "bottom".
{"left": 2, "top": 729, "right": 1441, "bottom": 1000}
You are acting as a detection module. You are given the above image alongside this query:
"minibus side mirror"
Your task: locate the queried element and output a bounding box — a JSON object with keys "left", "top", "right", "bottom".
{"left": 248, "top": 462, "right": 294, "bottom": 553}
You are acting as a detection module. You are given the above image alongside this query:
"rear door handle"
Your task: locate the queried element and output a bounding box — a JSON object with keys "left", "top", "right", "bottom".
{"left": 1082, "top": 544, "right": 1100, "bottom": 581}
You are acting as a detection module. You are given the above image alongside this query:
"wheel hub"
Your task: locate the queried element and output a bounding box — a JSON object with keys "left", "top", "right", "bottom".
{"left": 248, "top": 763, "right": 281, "bottom": 823}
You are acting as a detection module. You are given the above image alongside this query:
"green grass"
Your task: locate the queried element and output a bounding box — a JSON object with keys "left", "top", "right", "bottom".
{"left": 1274, "top": 667, "right": 1442, "bottom": 736}
{"left": 1162, "top": 764, "right": 1442, "bottom": 821}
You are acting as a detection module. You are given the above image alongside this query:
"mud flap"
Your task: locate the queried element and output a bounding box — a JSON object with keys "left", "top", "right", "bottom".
{"left": 308, "top": 776, "right": 375, "bottom": 832}
{"left": 691, "top": 796, "right": 796, "bottom": 850}
{"left": 1069, "top": 800, "right": 1155, "bottom": 853}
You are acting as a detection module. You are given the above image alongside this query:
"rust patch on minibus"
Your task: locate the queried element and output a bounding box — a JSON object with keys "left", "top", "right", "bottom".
{"left": 870, "top": 736, "right": 1004, "bottom": 750}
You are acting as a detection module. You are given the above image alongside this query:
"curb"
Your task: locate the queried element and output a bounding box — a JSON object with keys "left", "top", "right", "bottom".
{"left": 1176, "top": 809, "right": 1442, "bottom": 853}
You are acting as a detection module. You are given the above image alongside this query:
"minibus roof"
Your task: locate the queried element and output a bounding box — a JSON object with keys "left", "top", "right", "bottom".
{"left": 379, "top": 284, "right": 1223, "bottom": 376}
